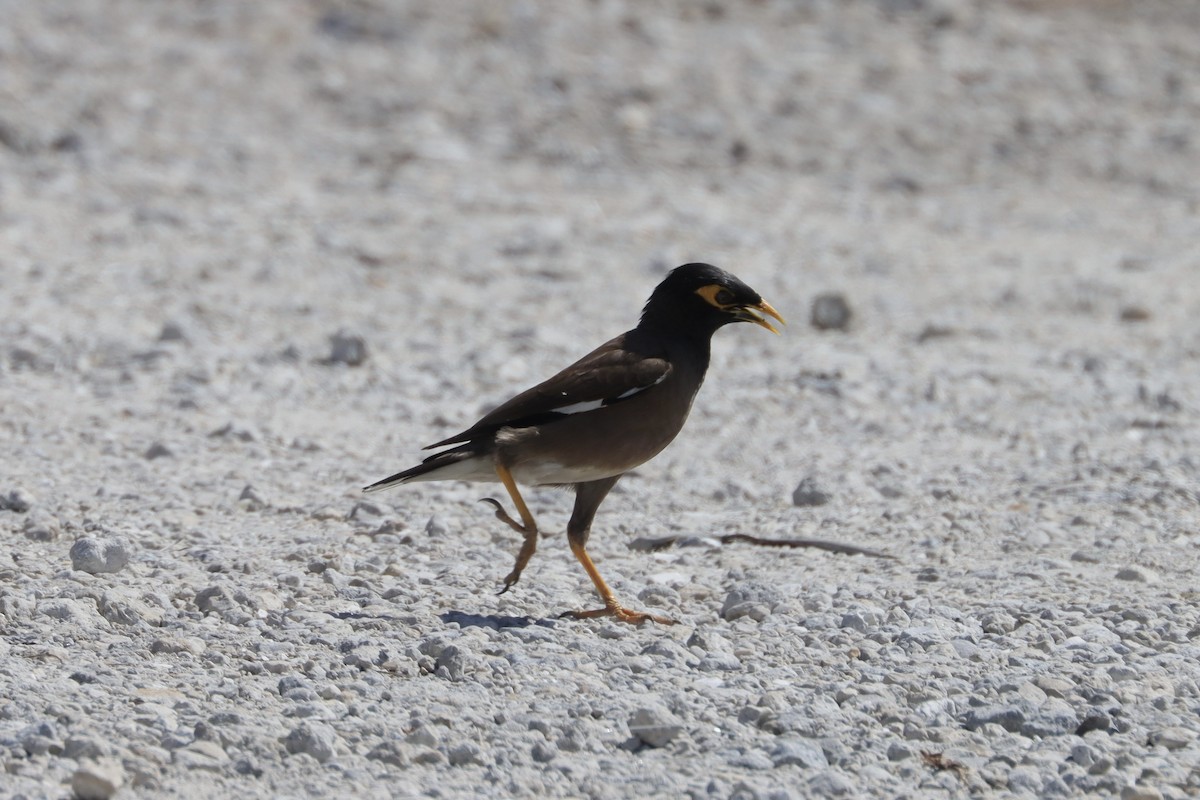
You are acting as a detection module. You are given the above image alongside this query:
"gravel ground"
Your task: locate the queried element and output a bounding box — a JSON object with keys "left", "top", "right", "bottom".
{"left": 3, "top": 1, "right": 1200, "bottom": 798}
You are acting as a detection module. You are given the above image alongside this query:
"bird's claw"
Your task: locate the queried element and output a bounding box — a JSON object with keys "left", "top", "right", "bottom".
{"left": 479, "top": 497, "right": 531, "bottom": 534}
{"left": 482, "top": 498, "right": 535, "bottom": 595}
{"left": 559, "top": 604, "right": 676, "bottom": 626}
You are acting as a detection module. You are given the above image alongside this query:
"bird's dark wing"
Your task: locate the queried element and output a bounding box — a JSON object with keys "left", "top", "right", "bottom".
{"left": 424, "top": 333, "right": 671, "bottom": 450}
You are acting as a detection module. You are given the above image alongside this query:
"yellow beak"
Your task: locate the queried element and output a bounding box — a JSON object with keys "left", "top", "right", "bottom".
{"left": 737, "top": 299, "right": 786, "bottom": 334}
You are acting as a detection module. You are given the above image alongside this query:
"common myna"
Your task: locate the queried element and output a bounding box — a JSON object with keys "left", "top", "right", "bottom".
{"left": 364, "top": 263, "right": 784, "bottom": 624}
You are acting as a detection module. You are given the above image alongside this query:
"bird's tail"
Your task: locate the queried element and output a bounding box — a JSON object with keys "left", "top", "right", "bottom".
{"left": 362, "top": 448, "right": 479, "bottom": 493}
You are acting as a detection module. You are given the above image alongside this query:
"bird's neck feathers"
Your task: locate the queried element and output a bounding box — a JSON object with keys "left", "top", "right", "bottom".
{"left": 632, "top": 310, "right": 714, "bottom": 372}
{"left": 638, "top": 296, "right": 725, "bottom": 343}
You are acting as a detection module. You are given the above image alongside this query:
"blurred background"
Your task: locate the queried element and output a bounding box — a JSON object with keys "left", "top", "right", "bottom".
{"left": 1, "top": 0, "right": 1197, "bottom": 507}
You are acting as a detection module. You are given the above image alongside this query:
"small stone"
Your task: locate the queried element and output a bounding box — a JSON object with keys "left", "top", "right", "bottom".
{"left": 283, "top": 721, "right": 340, "bottom": 763}
{"left": 309, "top": 505, "right": 342, "bottom": 521}
{"left": 792, "top": 477, "right": 831, "bottom": 507}
{"left": 1076, "top": 712, "right": 1113, "bottom": 736}
{"left": 1, "top": 487, "right": 35, "bottom": 512}
{"left": 425, "top": 515, "right": 448, "bottom": 536}
{"left": 807, "top": 769, "right": 855, "bottom": 795}
{"left": 194, "top": 585, "right": 236, "bottom": 615}
{"left": 233, "top": 758, "right": 263, "bottom": 777}
{"left": 150, "top": 636, "right": 207, "bottom": 656}
{"left": 20, "top": 720, "right": 58, "bottom": 755}
{"left": 144, "top": 442, "right": 173, "bottom": 459}
{"left": 22, "top": 511, "right": 61, "bottom": 541}
{"left": 1120, "top": 785, "right": 1163, "bottom": 800}
{"left": 963, "top": 704, "right": 1025, "bottom": 733}
{"left": 628, "top": 706, "right": 683, "bottom": 748}
{"left": 1020, "top": 698, "right": 1079, "bottom": 737}
{"left": 1108, "top": 664, "right": 1139, "bottom": 682}
{"left": 1007, "top": 766, "right": 1042, "bottom": 793}
{"left": 721, "top": 581, "right": 781, "bottom": 622}
{"left": 1149, "top": 726, "right": 1195, "bottom": 750}
{"left": 209, "top": 422, "right": 258, "bottom": 442}
{"left": 70, "top": 537, "right": 131, "bottom": 574}
{"left": 435, "top": 644, "right": 474, "bottom": 681}
{"left": 771, "top": 737, "right": 830, "bottom": 768}
{"left": 887, "top": 741, "right": 914, "bottom": 761}
{"left": 1016, "top": 682, "right": 1047, "bottom": 706}
{"left": 531, "top": 740, "right": 558, "bottom": 763}
{"left": 1070, "top": 742, "right": 1098, "bottom": 768}
{"left": 916, "top": 567, "right": 940, "bottom": 582}
{"left": 71, "top": 758, "right": 126, "bottom": 800}
{"left": 687, "top": 629, "right": 733, "bottom": 653}
{"left": 1115, "top": 566, "right": 1158, "bottom": 583}
{"left": 348, "top": 500, "right": 384, "bottom": 520}
{"left": 1034, "top": 676, "right": 1074, "bottom": 698}
{"left": 327, "top": 329, "right": 368, "bottom": 366}
{"left": 696, "top": 652, "right": 742, "bottom": 672}
{"left": 99, "top": 588, "right": 164, "bottom": 626}
{"left": 405, "top": 725, "right": 440, "bottom": 748}
{"left": 37, "top": 598, "right": 99, "bottom": 624}
{"left": 980, "top": 611, "right": 1017, "bottom": 634}
{"left": 447, "top": 742, "right": 484, "bottom": 766}
{"left": 729, "top": 750, "right": 774, "bottom": 770}
{"left": 950, "top": 639, "right": 981, "bottom": 660}
{"left": 840, "top": 612, "right": 869, "bottom": 633}
{"left": 208, "top": 711, "right": 243, "bottom": 728}
{"left": 916, "top": 323, "right": 955, "bottom": 343}
{"left": 238, "top": 485, "right": 266, "bottom": 510}
{"left": 63, "top": 736, "right": 106, "bottom": 760}
{"left": 175, "top": 740, "right": 229, "bottom": 771}
{"left": 1119, "top": 306, "right": 1151, "bottom": 323}
{"left": 412, "top": 748, "right": 445, "bottom": 765}
{"left": 158, "top": 321, "right": 187, "bottom": 342}
{"left": 811, "top": 293, "right": 852, "bottom": 331}
{"left": 366, "top": 740, "right": 407, "bottom": 767}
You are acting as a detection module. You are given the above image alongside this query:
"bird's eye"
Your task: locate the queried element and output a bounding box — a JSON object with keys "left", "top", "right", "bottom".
{"left": 695, "top": 283, "right": 740, "bottom": 309}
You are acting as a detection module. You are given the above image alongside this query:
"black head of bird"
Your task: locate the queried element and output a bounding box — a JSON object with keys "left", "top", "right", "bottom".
{"left": 364, "top": 262, "right": 784, "bottom": 625}
{"left": 639, "top": 262, "right": 784, "bottom": 339}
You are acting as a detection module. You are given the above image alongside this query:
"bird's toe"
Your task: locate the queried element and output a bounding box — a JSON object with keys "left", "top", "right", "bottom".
{"left": 559, "top": 603, "right": 675, "bottom": 626}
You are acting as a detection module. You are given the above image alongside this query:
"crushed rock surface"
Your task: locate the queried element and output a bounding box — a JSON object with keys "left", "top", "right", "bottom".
{"left": 2, "top": 1, "right": 1199, "bottom": 798}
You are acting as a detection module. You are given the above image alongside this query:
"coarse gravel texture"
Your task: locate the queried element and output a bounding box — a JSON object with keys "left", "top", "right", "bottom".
{"left": 3, "top": 1, "right": 1200, "bottom": 798}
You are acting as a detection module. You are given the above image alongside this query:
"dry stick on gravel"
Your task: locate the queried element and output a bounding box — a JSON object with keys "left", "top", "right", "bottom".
{"left": 629, "top": 534, "right": 895, "bottom": 559}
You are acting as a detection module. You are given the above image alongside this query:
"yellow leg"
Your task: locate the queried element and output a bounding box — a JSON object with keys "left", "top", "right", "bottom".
{"left": 481, "top": 463, "right": 539, "bottom": 595}
{"left": 553, "top": 477, "right": 675, "bottom": 625}
{"left": 561, "top": 538, "right": 675, "bottom": 625}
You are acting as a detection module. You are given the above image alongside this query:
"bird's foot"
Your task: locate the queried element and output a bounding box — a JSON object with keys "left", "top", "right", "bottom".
{"left": 559, "top": 603, "right": 676, "bottom": 626}
{"left": 482, "top": 498, "right": 539, "bottom": 596}
{"left": 498, "top": 569, "right": 522, "bottom": 596}
{"left": 479, "top": 497, "right": 532, "bottom": 534}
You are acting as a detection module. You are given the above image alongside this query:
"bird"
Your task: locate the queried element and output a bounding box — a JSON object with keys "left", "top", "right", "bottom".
{"left": 364, "top": 263, "right": 784, "bottom": 624}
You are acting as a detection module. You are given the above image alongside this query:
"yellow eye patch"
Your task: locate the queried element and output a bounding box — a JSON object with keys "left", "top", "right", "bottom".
{"left": 696, "top": 284, "right": 737, "bottom": 309}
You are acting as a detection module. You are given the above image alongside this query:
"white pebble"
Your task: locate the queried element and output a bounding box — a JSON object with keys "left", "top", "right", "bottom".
{"left": 629, "top": 706, "right": 683, "bottom": 748}
{"left": 284, "top": 721, "right": 341, "bottom": 763}
{"left": 70, "top": 537, "right": 130, "bottom": 574}
{"left": 72, "top": 758, "right": 126, "bottom": 800}
{"left": 1, "top": 487, "right": 35, "bottom": 512}
{"left": 1150, "top": 726, "right": 1195, "bottom": 750}
{"left": 175, "top": 740, "right": 230, "bottom": 772}
{"left": 1115, "top": 566, "right": 1159, "bottom": 583}
{"left": 328, "top": 329, "right": 368, "bottom": 365}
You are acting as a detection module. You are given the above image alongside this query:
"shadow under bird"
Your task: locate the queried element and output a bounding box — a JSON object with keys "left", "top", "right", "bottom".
{"left": 364, "top": 262, "right": 785, "bottom": 624}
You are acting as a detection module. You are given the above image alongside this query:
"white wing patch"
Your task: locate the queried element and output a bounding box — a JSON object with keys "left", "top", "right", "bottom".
{"left": 554, "top": 399, "right": 606, "bottom": 415}
{"left": 551, "top": 373, "right": 668, "bottom": 416}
